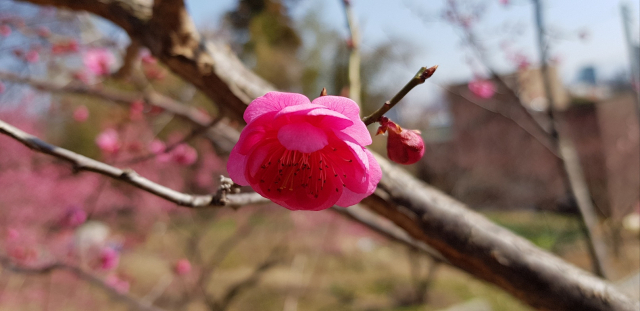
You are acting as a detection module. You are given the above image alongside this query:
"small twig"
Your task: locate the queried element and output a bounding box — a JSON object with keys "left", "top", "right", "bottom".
{"left": 362, "top": 65, "right": 437, "bottom": 126}
{"left": 0, "top": 118, "right": 268, "bottom": 208}
{"left": 118, "top": 116, "right": 223, "bottom": 165}
{"left": 211, "top": 247, "right": 283, "bottom": 311}
{"left": 0, "top": 256, "right": 166, "bottom": 311}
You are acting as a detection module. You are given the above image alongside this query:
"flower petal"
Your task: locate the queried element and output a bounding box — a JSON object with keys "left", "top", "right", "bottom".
{"left": 277, "top": 122, "right": 328, "bottom": 153}
{"left": 244, "top": 92, "right": 310, "bottom": 124}
{"left": 273, "top": 104, "right": 353, "bottom": 130}
{"left": 227, "top": 144, "right": 249, "bottom": 186}
{"left": 312, "top": 95, "right": 361, "bottom": 123}
{"left": 335, "top": 149, "right": 380, "bottom": 207}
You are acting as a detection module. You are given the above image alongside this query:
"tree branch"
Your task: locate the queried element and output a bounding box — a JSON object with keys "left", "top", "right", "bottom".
{"left": 362, "top": 65, "right": 438, "bottom": 125}
{"left": 12, "top": 1, "right": 640, "bottom": 309}
{"left": 0, "top": 256, "right": 166, "bottom": 311}
{"left": 0, "top": 119, "right": 268, "bottom": 208}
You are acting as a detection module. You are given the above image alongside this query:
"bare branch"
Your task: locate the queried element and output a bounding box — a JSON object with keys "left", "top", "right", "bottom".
{"left": 0, "top": 119, "right": 269, "bottom": 208}
{"left": 0, "top": 256, "right": 166, "bottom": 311}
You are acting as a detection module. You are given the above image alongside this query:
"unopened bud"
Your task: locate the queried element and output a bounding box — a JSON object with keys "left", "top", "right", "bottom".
{"left": 377, "top": 117, "right": 425, "bottom": 165}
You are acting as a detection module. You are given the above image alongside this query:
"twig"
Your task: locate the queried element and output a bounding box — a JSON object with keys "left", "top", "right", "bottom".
{"left": 210, "top": 247, "right": 283, "bottom": 311}
{"left": 532, "top": 0, "right": 609, "bottom": 278}
{"left": 118, "top": 116, "right": 223, "bottom": 165}
{"left": 341, "top": 0, "right": 361, "bottom": 106}
{"left": 362, "top": 65, "right": 437, "bottom": 125}
{"left": 0, "top": 256, "right": 166, "bottom": 311}
{"left": 0, "top": 118, "right": 269, "bottom": 208}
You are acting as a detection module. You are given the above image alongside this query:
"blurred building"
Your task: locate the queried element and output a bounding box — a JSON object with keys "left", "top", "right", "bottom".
{"left": 419, "top": 69, "right": 639, "bottom": 220}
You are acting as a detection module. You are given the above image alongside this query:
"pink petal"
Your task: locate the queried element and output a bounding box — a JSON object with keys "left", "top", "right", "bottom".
{"left": 273, "top": 103, "right": 353, "bottom": 130}
{"left": 277, "top": 122, "right": 328, "bottom": 153}
{"left": 227, "top": 145, "right": 249, "bottom": 186}
{"left": 311, "top": 95, "right": 361, "bottom": 123}
{"left": 244, "top": 92, "right": 310, "bottom": 124}
{"left": 335, "top": 149, "right": 380, "bottom": 207}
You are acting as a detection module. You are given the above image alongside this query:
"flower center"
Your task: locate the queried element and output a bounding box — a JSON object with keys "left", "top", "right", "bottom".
{"left": 277, "top": 122, "right": 328, "bottom": 153}
{"left": 257, "top": 147, "right": 348, "bottom": 199}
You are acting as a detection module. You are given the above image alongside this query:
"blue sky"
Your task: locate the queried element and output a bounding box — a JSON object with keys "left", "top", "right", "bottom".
{"left": 185, "top": 0, "right": 639, "bottom": 111}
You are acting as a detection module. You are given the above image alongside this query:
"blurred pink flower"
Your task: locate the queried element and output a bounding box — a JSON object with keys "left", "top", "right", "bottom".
{"left": 105, "top": 275, "right": 129, "bottom": 293}
{"left": 171, "top": 144, "right": 197, "bottom": 166}
{"left": 227, "top": 91, "right": 380, "bottom": 211}
{"left": 377, "top": 117, "right": 425, "bottom": 165}
{"left": 149, "top": 139, "right": 166, "bottom": 154}
{"left": 72, "top": 105, "right": 89, "bottom": 122}
{"left": 468, "top": 79, "right": 495, "bottom": 99}
{"left": 60, "top": 207, "right": 87, "bottom": 228}
{"left": 25, "top": 50, "right": 39, "bottom": 63}
{"left": 174, "top": 259, "right": 191, "bottom": 275}
{"left": 6, "top": 228, "right": 19, "bottom": 240}
{"left": 95, "top": 129, "right": 120, "bottom": 154}
{"left": 140, "top": 51, "right": 157, "bottom": 65}
{"left": 129, "top": 100, "right": 144, "bottom": 121}
{"left": 51, "top": 40, "right": 79, "bottom": 55}
{"left": 0, "top": 25, "right": 11, "bottom": 37}
{"left": 98, "top": 247, "right": 119, "bottom": 270}
{"left": 83, "top": 48, "right": 115, "bottom": 76}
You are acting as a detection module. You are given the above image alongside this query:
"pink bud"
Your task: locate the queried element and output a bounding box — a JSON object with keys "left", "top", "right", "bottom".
{"left": 140, "top": 51, "right": 157, "bottom": 65}
{"left": 73, "top": 105, "right": 89, "bottom": 122}
{"left": 95, "top": 129, "right": 120, "bottom": 154}
{"left": 377, "top": 117, "right": 425, "bottom": 165}
{"left": 174, "top": 259, "right": 191, "bottom": 275}
{"left": 99, "top": 247, "right": 119, "bottom": 270}
{"left": 149, "top": 139, "right": 166, "bottom": 155}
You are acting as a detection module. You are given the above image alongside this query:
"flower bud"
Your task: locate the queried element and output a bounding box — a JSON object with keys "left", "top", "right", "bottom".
{"left": 377, "top": 117, "right": 425, "bottom": 165}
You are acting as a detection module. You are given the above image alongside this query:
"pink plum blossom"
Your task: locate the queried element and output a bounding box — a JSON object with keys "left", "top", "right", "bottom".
{"left": 105, "top": 275, "right": 129, "bottom": 293}
{"left": 83, "top": 48, "right": 115, "bottom": 76}
{"left": 129, "top": 100, "right": 145, "bottom": 120}
{"left": 60, "top": 206, "right": 87, "bottom": 228}
{"left": 25, "top": 50, "right": 39, "bottom": 63}
{"left": 95, "top": 128, "right": 120, "bottom": 154}
{"left": 227, "top": 92, "right": 381, "bottom": 211}
{"left": 174, "top": 259, "right": 191, "bottom": 275}
{"left": 72, "top": 105, "right": 89, "bottom": 122}
{"left": 171, "top": 144, "right": 198, "bottom": 166}
{"left": 98, "top": 247, "right": 119, "bottom": 270}
{"left": 0, "top": 25, "right": 11, "bottom": 37}
{"left": 468, "top": 79, "right": 495, "bottom": 99}
{"left": 377, "top": 117, "right": 425, "bottom": 165}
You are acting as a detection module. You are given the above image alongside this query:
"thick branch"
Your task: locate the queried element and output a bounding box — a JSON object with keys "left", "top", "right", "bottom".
{"left": 0, "top": 257, "right": 166, "bottom": 311}
{"left": 0, "top": 119, "right": 268, "bottom": 208}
